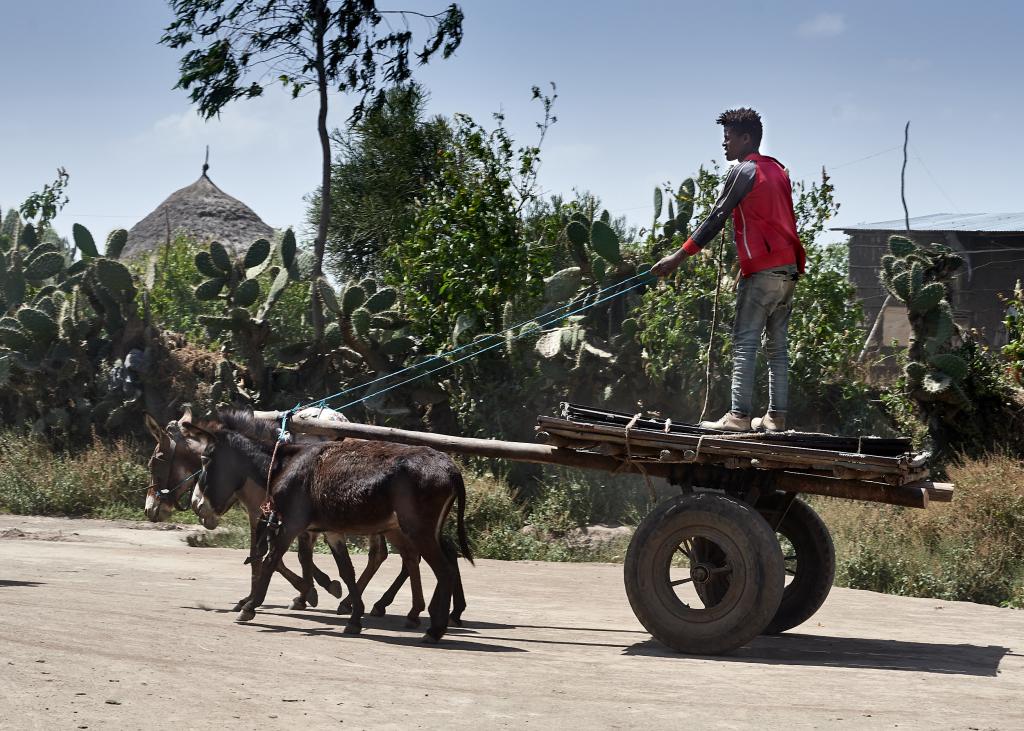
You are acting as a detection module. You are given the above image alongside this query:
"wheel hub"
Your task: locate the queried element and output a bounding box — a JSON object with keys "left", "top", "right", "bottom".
{"left": 691, "top": 563, "right": 712, "bottom": 584}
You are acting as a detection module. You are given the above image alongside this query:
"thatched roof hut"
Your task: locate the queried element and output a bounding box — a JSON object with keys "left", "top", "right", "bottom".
{"left": 123, "top": 163, "right": 274, "bottom": 259}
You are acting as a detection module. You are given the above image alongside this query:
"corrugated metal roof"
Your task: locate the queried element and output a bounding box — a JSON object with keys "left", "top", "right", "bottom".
{"left": 835, "top": 212, "right": 1024, "bottom": 233}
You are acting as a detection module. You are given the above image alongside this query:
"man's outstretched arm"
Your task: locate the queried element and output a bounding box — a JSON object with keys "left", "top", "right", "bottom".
{"left": 652, "top": 160, "right": 756, "bottom": 276}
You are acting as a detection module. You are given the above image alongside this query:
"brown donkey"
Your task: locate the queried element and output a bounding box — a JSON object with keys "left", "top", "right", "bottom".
{"left": 144, "top": 411, "right": 341, "bottom": 611}
{"left": 182, "top": 410, "right": 473, "bottom": 642}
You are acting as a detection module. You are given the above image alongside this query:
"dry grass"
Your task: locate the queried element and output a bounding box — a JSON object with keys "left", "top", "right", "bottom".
{"left": 0, "top": 430, "right": 150, "bottom": 516}
{"left": 814, "top": 451, "right": 1024, "bottom": 607}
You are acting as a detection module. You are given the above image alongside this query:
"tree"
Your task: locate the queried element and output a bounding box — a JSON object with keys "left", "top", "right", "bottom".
{"left": 161, "top": 0, "right": 464, "bottom": 340}
{"left": 309, "top": 83, "right": 452, "bottom": 279}
{"left": 381, "top": 87, "right": 557, "bottom": 351}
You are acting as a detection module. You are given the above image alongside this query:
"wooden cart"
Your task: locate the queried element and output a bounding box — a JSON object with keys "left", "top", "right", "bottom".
{"left": 264, "top": 402, "right": 953, "bottom": 655}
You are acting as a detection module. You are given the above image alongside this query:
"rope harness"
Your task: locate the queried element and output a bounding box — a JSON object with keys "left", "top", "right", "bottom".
{"left": 253, "top": 408, "right": 294, "bottom": 561}
{"left": 621, "top": 412, "right": 658, "bottom": 506}
{"left": 274, "top": 270, "right": 655, "bottom": 423}
{"left": 699, "top": 229, "right": 728, "bottom": 423}
{"left": 150, "top": 424, "right": 203, "bottom": 510}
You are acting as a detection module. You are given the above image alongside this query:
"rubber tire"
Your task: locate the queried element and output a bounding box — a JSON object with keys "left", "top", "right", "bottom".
{"left": 624, "top": 492, "right": 785, "bottom": 655}
{"left": 757, "top": 493, "right": 835, "bottom": 635}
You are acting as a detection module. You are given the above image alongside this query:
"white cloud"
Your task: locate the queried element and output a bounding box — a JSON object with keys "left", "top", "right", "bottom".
{"left": 797, "top": 13, "right": 846, "bottom": 38}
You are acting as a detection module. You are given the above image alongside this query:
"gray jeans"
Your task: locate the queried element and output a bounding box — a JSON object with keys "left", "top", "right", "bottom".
{"left": 730, "top": 265, "right": 797, "bottom": 416}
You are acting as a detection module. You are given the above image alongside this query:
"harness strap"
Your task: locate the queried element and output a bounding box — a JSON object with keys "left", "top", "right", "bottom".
{"left": 623, "top": 413, "right": 658, "bottom": 505}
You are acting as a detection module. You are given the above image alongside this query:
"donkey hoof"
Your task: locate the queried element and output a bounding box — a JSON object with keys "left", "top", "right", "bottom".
{"left": 327, "top": 580, "right": 343, "bottom": 599}
{"left": 343, "top": 622, "right": 362, "bottom": 635}
{"left": 336, "top": 601, "right": 352, "bottom": 616}
{"left": 232, "top": 599, "right": 248, "bottom": 612}
{"left": 404, "top": 615, "right": 422, "bottom": 629}
{"left": 421, "top": 630, "right": 442, "bottom": 644}
{"left": 369, "top": 604, "right": 386, "bottom": 618}
{"left": 449, "top": 613, "right": 464, "bottom": 627}
{"left": 306, "top": 587, "right": 319, "bottom": 608}
{"left": 289, "top": 597, "right": 307, "bottom": 611}
{"left": 236, "top": 607, "right": 256, "bottom": 623}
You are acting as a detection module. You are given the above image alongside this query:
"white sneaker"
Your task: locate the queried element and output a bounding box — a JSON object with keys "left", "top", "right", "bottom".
{"left": 699, "top": 412, "right": 752, "bottom": 432}
{"left": 752, "top": 412, "right": 786, "bottom": 432}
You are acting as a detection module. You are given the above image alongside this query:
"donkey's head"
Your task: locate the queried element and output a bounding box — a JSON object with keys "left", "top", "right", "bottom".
{"left": 144, "top": 409, "right": 204, "bottom": 523}
{"left": 178, "top": 410, "right": 276, "bottom": 528}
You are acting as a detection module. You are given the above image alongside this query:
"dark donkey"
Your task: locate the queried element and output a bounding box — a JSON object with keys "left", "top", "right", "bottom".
{"left": 182, "top": 410, "right": 473, "bottom": 642}
{"left": 144, "top": 410, "right": 341, "bottom": 611}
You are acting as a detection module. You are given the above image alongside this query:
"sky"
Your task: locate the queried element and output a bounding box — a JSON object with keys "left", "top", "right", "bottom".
{"left": 2, "top": 1, "right": 1023, "bottom": 248}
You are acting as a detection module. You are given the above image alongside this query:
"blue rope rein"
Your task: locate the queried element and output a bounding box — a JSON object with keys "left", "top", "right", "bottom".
{"left": 289, "top": 269, "right": 654, "bottom": 416}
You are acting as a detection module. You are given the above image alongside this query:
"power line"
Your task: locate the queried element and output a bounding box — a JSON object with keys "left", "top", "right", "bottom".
{"left": 828, "top": 146, "right": 902, "bottom": 171}
{"left": 911, "top": 144, "right": 959, "bottom": 213}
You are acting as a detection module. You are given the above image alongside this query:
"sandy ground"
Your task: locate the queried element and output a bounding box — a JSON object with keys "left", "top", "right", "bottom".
{"left": 0, "top": 514, "right": 1022, "bottom": 730}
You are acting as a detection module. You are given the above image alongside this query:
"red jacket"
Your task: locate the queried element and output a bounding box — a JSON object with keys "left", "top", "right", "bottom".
{"left": 683, "top": 153, "right": 806, "bottom": 277}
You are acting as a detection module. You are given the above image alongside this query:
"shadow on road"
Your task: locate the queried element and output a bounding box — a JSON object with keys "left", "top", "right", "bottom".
{"left": 624, "top": 633, "right": 1010, "bottom": 676}
{"left": 0, "top": 580, "right": 44, "bottom": 588}
{"left": 244, "top": 621, "right": 527, "bottom": 653}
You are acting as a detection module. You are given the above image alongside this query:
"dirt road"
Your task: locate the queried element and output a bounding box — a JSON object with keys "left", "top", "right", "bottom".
{"left": 1, "top": 515, "right": 1022, "bottom": 730}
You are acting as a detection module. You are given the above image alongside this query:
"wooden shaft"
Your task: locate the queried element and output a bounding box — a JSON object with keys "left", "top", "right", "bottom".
{"left": 254, "top": 410, "right": 662, "bottom": 476}
{"left": 774, "top": 472, "right": 928, "bottom": 509}
{"left": 255, "top": 411, "right": 949, "bottom": 509}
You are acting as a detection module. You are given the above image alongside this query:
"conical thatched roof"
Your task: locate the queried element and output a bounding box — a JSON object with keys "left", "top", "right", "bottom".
{"left": 123, "top": 167, "right": 274, "bottom": 259}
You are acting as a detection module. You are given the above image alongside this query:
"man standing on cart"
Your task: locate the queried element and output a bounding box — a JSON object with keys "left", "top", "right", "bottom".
{"left": 652, "top": 108, "right": 806, "bottom": 433}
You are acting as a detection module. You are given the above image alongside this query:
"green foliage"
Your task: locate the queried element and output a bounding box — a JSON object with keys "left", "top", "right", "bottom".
{"left": 143, "top": 235, "right": 225, "bottom": 345}
{"left": 1002, "top": 280, "right": 1024, "bottom": 386}
{"left": 384, "top": 108, "right": 550, "bottom": 351}
{"left": 19, "top": 168, "right": 70, "bottom": 233}
{"left": 877, "top": 234, "right": 1024, "bottom": 459}
{"left": 314, "top": 84, "right": 454, "bottom": 278}
{"left": 162, "top": 2, "right": 464, "bottom": 121}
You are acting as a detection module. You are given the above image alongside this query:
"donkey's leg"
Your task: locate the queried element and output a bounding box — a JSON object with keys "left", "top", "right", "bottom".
{"left": 234, "top": 518, "right": 260, "bottom": 612}
{"left": 341, "top": 533, "right": 388, "bottom": 614}
{"left": 324, "top": 532, "right": 365, "bottom": 634}
{"left": 309, "top": 533, "right": 342, "bottom": 599}
{"left": 387, "top": 530, "right": 425, "bottom": 628}
{"left": 238, "top": 512, "right": 307, "bottom": 610}
{"left": 288, "top": 532, "right": 318, "bottom": 610}
{"left": 238, "top": 527, "right": 297, "bottom": 623}
{"left": 441, "top": 535, "right": 467, "bottom": 626}
{"left": 416, "top": 535, "right": 455, "bottom": 644}
{"left": 369, "top": 565, "right": 410, "bottom": 618}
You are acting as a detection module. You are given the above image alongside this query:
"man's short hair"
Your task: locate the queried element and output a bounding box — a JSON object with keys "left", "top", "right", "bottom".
{"left": 717, "top": 108, "right": 762, "bottom": 147}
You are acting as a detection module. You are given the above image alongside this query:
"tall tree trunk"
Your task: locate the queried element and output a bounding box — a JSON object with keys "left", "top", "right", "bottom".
{"left": 310, "top": 5, "right": 330, "bottom": 343}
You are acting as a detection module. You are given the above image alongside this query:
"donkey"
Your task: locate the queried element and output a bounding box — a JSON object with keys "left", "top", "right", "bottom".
{"left": 144, "top": 411, "right": 341, "bottom": 611}
{"left": 182, "top": 410, "right": 473, "bottom": 643}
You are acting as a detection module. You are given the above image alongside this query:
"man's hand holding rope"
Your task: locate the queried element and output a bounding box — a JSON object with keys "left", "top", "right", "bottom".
{"left": 651, "top": 238, "right": 698, "bottom": 277}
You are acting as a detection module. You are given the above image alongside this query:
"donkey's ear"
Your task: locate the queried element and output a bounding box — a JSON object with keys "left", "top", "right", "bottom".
{"left": 180, "top": 421, "right": 214, "bottom": 450}
{"left": 144, "top": 412, "right": 164, "bottom": 441}
{"left": 180, "top": 407, "right": 194, "bottom": 426}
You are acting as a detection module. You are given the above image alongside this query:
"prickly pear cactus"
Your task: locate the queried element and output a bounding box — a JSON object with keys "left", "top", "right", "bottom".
{"left": 879, "top": 234, "right": 1024, "bottom": 459}
{"left": 0, "top": 218, "right": 152, "bottom": 441}
{"left": 650, "top": 178, "right": 696, "bottom": 259}
{"left": 195, "top": 229, "right": 309, "bottom": 406}
{"left": 879, "top": 235, "right": 968, "bottom": 411}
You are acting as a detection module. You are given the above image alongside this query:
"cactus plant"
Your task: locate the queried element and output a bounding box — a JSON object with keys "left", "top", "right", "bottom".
{"left": 877, "top": 233, "right": 1024, "bottom": 460}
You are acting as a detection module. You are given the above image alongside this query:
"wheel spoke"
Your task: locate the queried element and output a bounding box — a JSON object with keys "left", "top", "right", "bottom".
{"left": 676, "top": 539, "right": 694, "bottom": 561}
{"left": 708, "top": 565, "right": 732, "bottom": 576}
{"left": 670, "top": 577, "right": 694, "bottom": 586}
{"left": 784, "top": 554, "right": 797, "bottom": 561}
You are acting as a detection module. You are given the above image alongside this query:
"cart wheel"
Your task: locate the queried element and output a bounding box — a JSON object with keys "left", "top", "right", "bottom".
{"left": 757, "top": 493, "right": 835, "bottom": 635}
{"left": 624, "top": 492, "right": 785, "bottom": 655}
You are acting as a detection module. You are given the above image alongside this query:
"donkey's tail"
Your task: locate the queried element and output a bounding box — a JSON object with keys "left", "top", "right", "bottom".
{"left": 453, "top": 470, "right": 474, "bottom": 565}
